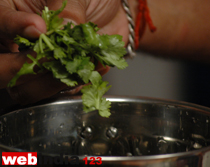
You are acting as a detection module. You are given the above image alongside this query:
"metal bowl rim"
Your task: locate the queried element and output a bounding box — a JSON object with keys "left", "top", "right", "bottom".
{"left": 1, "top": 95, "right": 210, "bottom": 161}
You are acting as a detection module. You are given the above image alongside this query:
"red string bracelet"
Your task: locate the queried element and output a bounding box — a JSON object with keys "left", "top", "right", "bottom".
{"left": 134, "top": 0, "right": 156, "bottom": 49}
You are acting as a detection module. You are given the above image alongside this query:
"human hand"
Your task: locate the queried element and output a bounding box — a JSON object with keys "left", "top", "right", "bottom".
{"left": 0, "top": 0, "right": 130, "bottom": 104}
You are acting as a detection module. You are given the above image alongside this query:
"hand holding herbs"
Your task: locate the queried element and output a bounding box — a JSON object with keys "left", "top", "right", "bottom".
{"left": 7, "top": 1, "right": 128, "bottom": 117}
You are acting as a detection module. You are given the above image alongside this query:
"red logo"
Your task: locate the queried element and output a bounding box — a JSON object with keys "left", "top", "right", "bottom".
{"left": 2, "top": 152, "right": 37, "bottom": 165}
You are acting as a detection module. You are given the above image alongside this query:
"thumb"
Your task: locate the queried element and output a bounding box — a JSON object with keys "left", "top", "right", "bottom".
{"left": 0, "top": 4, "right": 46, "bottom": 39}
{"left": 46, "top": 0, "right": 87, "bottom": 24}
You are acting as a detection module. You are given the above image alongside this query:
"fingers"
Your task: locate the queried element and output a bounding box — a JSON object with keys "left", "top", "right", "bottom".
{"left": 2, "top": 52, "right": 108, "bottom": 105}
{"left": 0, "top": 0, "right": 112, "bottom": 106}
{"left": 97, "top": 5, "right": 129, "bottom": 44}
{"left": 7, "top": 73, "right": 69, "bottom": 105}
{"left": 0, "top": 3, "right": 46, "bottom": 39}
{"left": 59, "top": 85, "right": 83, "bottom": 95}
{"left": 0, "top": 51, "right": 39, "bottom": 89}
{"left": 95, "top": 62, "right": 111, "bottom": 76}
{"left": 46, "top": 0, "right": 87, "bottom": 24}
{"left": 0, "top": 43, "right": 10, "bottom": 53}
{"left": 5, "top": 64, "right": 109, "bottom": 105}
{"left": 86, "top": 0, "right": 120, "bottom": 28}
{"left": 0, "top": 0, "right": 88, "bottom": 39}
{"left": 0, "top": 39, "right": 19, "bottom": 52}
{"left": 6, "top": 63, "right": 109, "bottom": 105}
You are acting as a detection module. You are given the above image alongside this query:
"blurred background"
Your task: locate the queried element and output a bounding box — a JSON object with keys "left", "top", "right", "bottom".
{"left": 103, "top": 51, "right": 210, "bottom": 108}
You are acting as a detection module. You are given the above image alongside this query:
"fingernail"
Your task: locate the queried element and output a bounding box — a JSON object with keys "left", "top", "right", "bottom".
{"left": 23, "top": 26, "right": 42, "bottom": 39}
{"left": 63, "top": 18, "right": 78, "bottom": 26}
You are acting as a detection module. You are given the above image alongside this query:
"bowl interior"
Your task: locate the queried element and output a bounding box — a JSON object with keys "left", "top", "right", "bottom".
{"left": 0, "top": 97, "right": 210, "bottom": 157}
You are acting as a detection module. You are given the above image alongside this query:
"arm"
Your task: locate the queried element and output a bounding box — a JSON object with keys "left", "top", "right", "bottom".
{"left": 129, "top": 0, "right": 210, "bottom": 63}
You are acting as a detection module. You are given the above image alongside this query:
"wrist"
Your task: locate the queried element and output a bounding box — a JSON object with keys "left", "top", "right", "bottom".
{"left": 127, "top": 0, "right": 156, "bottom": 50}
{"left": 127, "top": 0, "right": 139, "bottom": 24}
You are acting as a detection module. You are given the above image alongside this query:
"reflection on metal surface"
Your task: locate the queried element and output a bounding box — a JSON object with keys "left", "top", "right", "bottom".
{"left": 0, "top": 96, "right": 210, "bottom": 166}
{"left": 106, "top": 127, "right": 118, "bottom": 139}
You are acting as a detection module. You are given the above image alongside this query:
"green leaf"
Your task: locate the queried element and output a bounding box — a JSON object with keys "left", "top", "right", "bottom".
{"left": 96, "top": 52, "right": 128, "bottom": 69}
{"left": 65, "top": 57, "right": 93, "bottom": 73}
{"left": 51, "top": 16, "right": 64, "bottom": 30}
{"left": 54, "top": 48, "right": 67, "bottom": 59}
{"left": 62, "top": 36, "right": 76, "bottom": 45}
{"left": 81, "top": 22, "right": 104, "bottom": 48}
{"left": 14, "top": 35, "right": 34, "bottom": 51}
{"left": 43, "top": 0, "right": 67, "bottom": 32}
{"left": 14, "top": 35, "right": 31, "bottom": 46}
{"left": 81, "top": 81, "right": 112, "bottom": 117}
{"left": 95, "top": 34, "right": 128, "bottom": 69}
{"left": 77, "top": 69, "right": 92, "bottom": 84}
{"left": 100, "top": 34, "right": 126, "bottom": 52}
{"left": 7, "top": 54, "right": 37, "bottom": 87}
{"left": 43, "top": 61, "right": 78, "bottom": 87}
{"left": 98, "top": 98, "right": 111, "bottom": 118}
{"left": 65, "top": 57, "right": 95, "bottom": 84}
{"left": 50, "top": 0, "right": 67, "bottom": 18}
{"left": 89, "top": 71, "right": 102, "bottom": 86}
{"left": 71, "top": 25, "right": 84, "bottom": 41}
{"left": 9, "top": 0, "right": 128, "bottom": 117}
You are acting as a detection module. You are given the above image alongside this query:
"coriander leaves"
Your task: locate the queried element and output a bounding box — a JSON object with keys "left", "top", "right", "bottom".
{"left": 8, "top": 0, "right": 128, "bottom": 117}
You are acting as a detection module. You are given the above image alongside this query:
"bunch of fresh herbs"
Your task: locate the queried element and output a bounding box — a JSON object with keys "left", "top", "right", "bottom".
{"left": 8, "top": 0, "right": 128, "bottom": 117}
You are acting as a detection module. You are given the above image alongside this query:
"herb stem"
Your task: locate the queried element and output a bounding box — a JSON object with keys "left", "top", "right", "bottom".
{"left": 27, "top": 54, "right": 42, "bottom": 68}
{"left": 96, "top": 93, "right": 100, "bottom": 109}
{"left": 39, "top": 36, "right": 44, "bottom": 53}
{"left": 41, "top": 34, "right": 55, "bottom": 51}
{"left": 46, "top": 30, "right": 54, "bottom": 36}
{"left": 46, "top": 25, "right": 65, "bottom": 36}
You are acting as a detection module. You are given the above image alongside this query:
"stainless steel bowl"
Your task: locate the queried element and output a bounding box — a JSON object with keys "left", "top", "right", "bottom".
{"left": 0, "top": 96, "right": 210, "bottom": 167}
